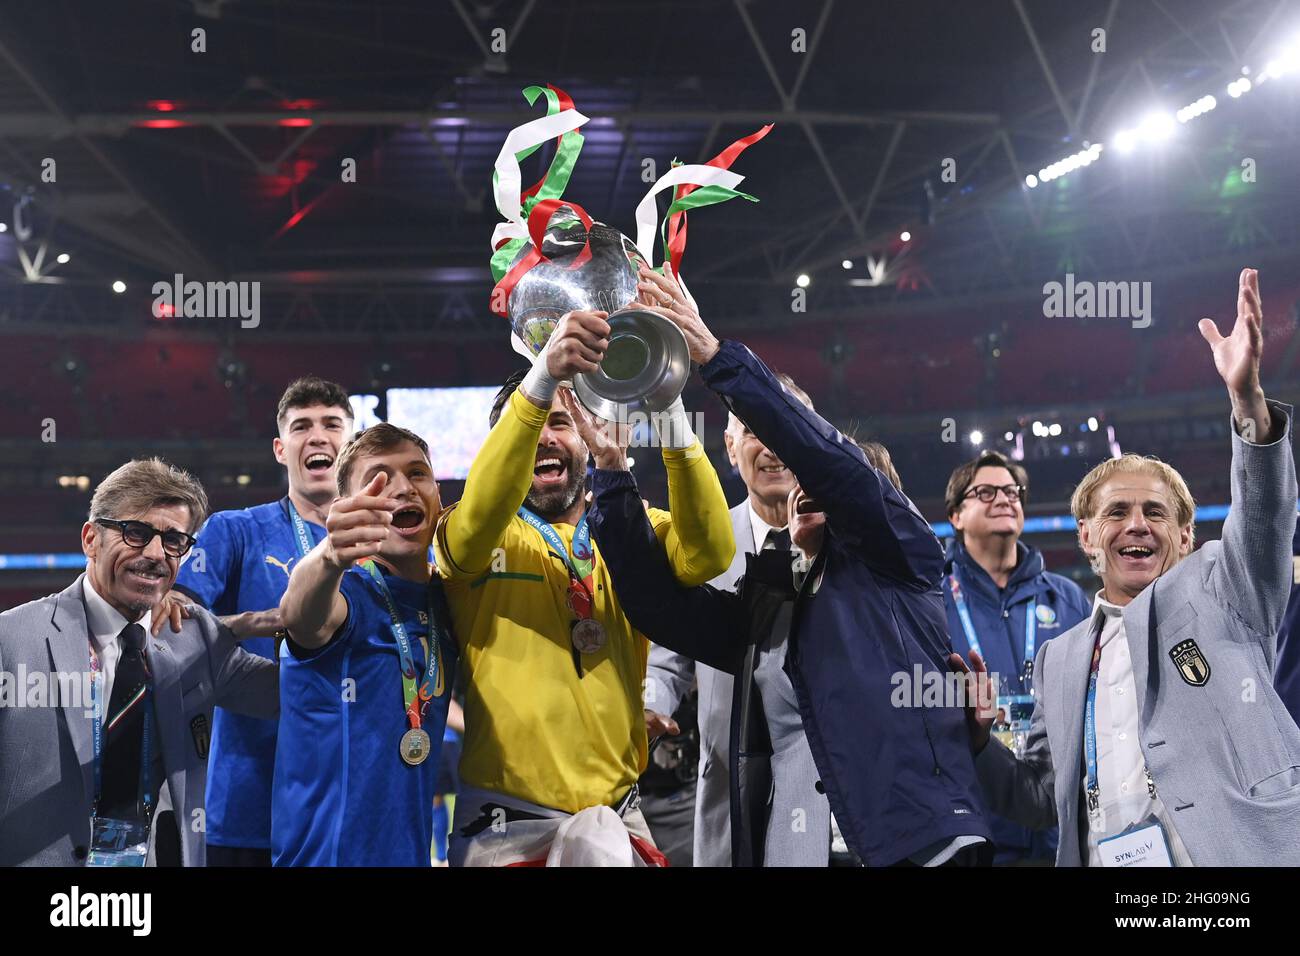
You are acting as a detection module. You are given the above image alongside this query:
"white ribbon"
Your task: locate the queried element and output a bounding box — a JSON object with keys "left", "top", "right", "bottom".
{"left": 490, "top": 108, "right": 589, "bottom": 251}
{"left": 632, "top": 163, "right": 745, "bottom": 266}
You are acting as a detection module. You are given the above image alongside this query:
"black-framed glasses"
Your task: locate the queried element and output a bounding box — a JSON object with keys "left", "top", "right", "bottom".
{"left": 95, "top": 518, "right": 197, "bottom": 558}
{"left": 963, "top": 483, "right": 1025, "bottom": 504}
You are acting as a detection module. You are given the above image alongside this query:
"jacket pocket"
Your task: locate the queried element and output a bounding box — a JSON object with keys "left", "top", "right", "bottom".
{"left": 180, "top": 679, "right": 210, "bottom": 710}
{"left": 1248, "top": 765, "right": 1300, "bottom": 800}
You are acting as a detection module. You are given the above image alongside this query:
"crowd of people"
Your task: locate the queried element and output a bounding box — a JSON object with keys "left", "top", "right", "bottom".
{"left": 2, "top": 265, "right": 1298, "bottom": 867}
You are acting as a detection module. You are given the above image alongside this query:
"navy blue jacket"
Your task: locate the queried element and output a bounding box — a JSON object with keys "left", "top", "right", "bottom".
{"left": 591, "top": 339, "right": 991, "bottom": 865}
{"left": 942, "top": 538, "right": 1090, "bottom": 861}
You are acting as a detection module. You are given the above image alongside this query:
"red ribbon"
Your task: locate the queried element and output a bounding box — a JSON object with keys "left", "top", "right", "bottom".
{"left": 520, "top": 84, "right": 575, "bottom": 208}
{"left": 664, "top": 124, "right": 773, "bottom": 278}
{"left": 490, "top": 197, "right": 595, "bottom": 318}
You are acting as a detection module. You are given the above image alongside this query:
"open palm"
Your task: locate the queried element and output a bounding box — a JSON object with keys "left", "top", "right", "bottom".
{"left": 1199, "top": 267, "right": 1263, "bottom": 397}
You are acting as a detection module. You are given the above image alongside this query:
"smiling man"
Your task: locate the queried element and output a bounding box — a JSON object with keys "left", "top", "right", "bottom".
{"left": 0, "top": 459, "right": 278, "bottom": 866}
{"left": 437, "top": 308, "right": 733, "bottom": 866}
{"left": 273, "top": 423, "right": 457, "bottom": 866}
{"left": 953, "top": 268, "right": 1300, "bottom": 866}
{"left": 164, "top": 376, "right": 353, "bottom": 866}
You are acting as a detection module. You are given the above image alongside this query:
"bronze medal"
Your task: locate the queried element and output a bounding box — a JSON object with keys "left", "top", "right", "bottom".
{"left": 399, "top": 727, "right": 431, "bottom": 766}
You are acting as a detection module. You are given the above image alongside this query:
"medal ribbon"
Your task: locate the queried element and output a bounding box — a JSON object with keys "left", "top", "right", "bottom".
{"left": 360, "top": 561, "right": 447, "bottom": 731}
{"left": 517, "top": 507, "right": 596, "bottom": 620}
{"left": 286, "top": 498, "right": 319, "bottom": 559}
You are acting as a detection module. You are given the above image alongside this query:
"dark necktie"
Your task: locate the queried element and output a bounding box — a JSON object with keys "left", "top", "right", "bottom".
{"left": 765, "top": 528, "right": 791, "bottom": 552}
{"left": 99, "top": 622, "right": 152, "bottom": 820}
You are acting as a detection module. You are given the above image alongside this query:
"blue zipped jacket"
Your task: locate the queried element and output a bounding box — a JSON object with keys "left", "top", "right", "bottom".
{"left": 594, "top": 339, "right": 992, "bottom": 865}
{"left": 942, "top": 537, "right": 1090, "bottom": 861}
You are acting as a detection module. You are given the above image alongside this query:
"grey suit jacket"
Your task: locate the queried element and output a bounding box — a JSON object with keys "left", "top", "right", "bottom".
{"left": 0, "top": 574, "right": 279, "bottom": 866}
{"left": 977, "top": 402, "right": 1300, "bottom": 866}
{"left": 646, "top": 501, "right": 750, "bottom": 867}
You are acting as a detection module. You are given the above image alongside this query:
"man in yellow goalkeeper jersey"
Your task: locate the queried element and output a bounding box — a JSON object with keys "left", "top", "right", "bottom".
{"left": 437, "top": 299, "right": 735, "bottom": 866}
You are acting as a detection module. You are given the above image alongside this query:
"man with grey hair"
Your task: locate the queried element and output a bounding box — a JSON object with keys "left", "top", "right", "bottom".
{"left": 0, "top": 458, "right": 279, "bottom": 866}
{"left": 643, "top": 371, "right": 811, "bottom": 867}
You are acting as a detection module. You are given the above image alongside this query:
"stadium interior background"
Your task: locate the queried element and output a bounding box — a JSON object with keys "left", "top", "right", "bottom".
{"left": 3, "top": 0, "right": 1300, "bottom": 607}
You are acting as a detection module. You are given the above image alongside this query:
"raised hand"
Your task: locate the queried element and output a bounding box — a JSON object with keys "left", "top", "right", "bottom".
{"left": 947, "top": 649, "right": 997, "bottom": 753}
{"left": 1198, "top": 268, "right": 1273, "bottom": 442}
{"left": 559, "top": 387, "right": 628, "bottom": 471}
{"left": 636, "top": 265, "right": 720, "bottom": 365}
{"left": 150, "top": 589, "right": 195, "bottom": 636}
{"left": 545, "top": 309, "right": 611, "bottom": 380}
{"left": 323, "top": 471, "right": 399, "bottom": 569}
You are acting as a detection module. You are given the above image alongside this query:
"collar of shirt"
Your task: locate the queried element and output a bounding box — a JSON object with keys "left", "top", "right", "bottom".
{"left": 82, "top": 575, "right": 152, "bottom": 656}
{"left": 1091, "top": 590, "right": 1127, "bottom": 648}
{"left": 746, "top": 499, "right": 789, "bottom": 553}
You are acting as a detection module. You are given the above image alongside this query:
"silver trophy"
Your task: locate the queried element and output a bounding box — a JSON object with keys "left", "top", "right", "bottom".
{"left": 505, "top": 210, "right": 690, "bottom": 420}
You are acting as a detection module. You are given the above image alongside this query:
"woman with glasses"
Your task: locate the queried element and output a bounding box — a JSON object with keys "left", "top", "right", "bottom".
{"left": 942, "top": 450, "right": 1091, "bottom": 865}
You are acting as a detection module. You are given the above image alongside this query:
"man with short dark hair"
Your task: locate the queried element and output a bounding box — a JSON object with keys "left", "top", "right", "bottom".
{"left": 0, "top": 459, "right": 278, "bottom": 866}
{"left": 161, "top": 375, "right": 354, "bottom": 866}
{"left": 438, "top": 307, "right": 734, "bottom": 866}
{"left": 942, "top": 449, "right": 1089, "bottom": 864}
{"left": 274, "top": 423, "right": 456, "bottom": 866}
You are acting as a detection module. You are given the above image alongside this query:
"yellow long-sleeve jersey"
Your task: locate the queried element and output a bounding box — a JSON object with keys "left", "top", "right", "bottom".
{"left": 434, "top": 389, "right": 734, "bottom": 813}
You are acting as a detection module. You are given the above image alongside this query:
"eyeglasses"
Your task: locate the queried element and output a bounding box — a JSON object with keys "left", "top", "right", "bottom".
{"left": 962, "top": 483, "right": 1025, "bottom": 504}
{"left": 95, "top": 518, "right": 197, "bottom": 558}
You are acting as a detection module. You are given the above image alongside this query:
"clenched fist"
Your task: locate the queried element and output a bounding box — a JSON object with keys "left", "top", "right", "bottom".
{"left": 323, "top": 472, "right": 400, "bottom": 569}
{"left": 545, "top": 309, "right": 612, "bottom": 380}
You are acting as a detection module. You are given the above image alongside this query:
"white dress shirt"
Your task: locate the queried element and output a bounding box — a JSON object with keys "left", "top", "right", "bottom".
{"left": 1083, "top": 591, "right": 1193, "bottom": 866}
{"left": 746, "top": 500, "right": 786, "bottom": 553}
{"left": 82, "top": 576, "right": 152, "bottom": 708}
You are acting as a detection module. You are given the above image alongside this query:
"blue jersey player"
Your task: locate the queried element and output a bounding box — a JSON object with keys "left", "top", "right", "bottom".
{"left": 162, "top": 377, "right": 354, "bottom": 866}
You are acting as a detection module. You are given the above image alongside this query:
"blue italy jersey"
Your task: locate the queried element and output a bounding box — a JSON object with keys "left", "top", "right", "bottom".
{"left": 272, "top": 566, "right": 457, "bottom": 867}
{"left": 174, "top": 497, "right": 327, "bottom": 849}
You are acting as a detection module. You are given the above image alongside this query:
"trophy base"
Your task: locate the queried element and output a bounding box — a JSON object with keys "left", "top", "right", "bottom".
{"left": 574, "top": 307, "right": 690, "bottom": 422}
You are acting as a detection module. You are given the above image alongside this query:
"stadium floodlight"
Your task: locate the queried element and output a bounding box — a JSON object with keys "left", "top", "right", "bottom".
{"left": 796, "top": 273, "right": 810, "bottom": 288}
{"left": 1227, "top": 76, "right": 1253, "bottom": 98}
{"left": 1087, "top": 416, "right": 1099, "bottom": 431}
{"left": 1004, "top": 431, "right": 1014, "bottom": 442}
{"left": 841, "top": 259, "right": 852, "bottom": 269}
{"left": 900, "top": 231, "right": 911, "bottom": 242}
{"left": 1138, "top": 112, "right": 1176, "bottom": 142}
{"left": 1025, "top": 173, "right": 1039, "bottom": 188}
{"left": 1049, "top": 423, "right": 1063, "bottom": 437}
{"left": 56, "top": 253, "right": 70, "bottom": 264}
{"left": 0, "top": 223, "right": 7, "bottom": 233}
{"left": 1113, "top": 128, "right": 1138, "bottom": 153}
{"left": 969, "top": 430, "right": 984, "bottom": 446}
{"left": 112, "top": 280, "right": 126, "bottom": 293}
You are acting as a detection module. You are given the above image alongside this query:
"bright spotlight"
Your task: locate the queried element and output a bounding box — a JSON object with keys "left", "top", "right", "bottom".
{"left": 1025, "top": 173, "right": 1039, "bottom": 188}
{"left": 969, "top": 430, "right": 984, "bottom": 446}
{"left": 112, "top": 280, "right": 126, "bottom": 293}
{"left": 1004, "top": 431, "right": 1014, "bottom": 442}
{"left": 841, "top": 259, "right": 852, "bottom": 270}
{"left": 900, "top": 231, "right": 911, "bottom": 242}
{"left": 796, "top": 274, "right": 810, "bottom": 288}
{"left": 1113, "top": 128, "right": 1137, "bottom": 153}
{"left": 56, "top": 253, "right": 70, "bottom": 264}
{"left": 1087, "top": 416, "right": 1099, "bottom": 431}
{"left": 1049, "top": 423, "right": 1063, "bottom": 437}
{"left": 1138, "top": 112, "right": 1175, "bottom": 142}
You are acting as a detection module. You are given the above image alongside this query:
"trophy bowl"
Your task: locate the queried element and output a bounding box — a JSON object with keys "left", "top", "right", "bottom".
{"left": 506, "top": 212, "right": 690, "bottom": 420}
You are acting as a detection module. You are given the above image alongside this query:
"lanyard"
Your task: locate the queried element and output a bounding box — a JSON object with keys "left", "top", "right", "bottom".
{"left": 88, "top": 644, "right": 156, "bottom": 821}
{"left": 360, "top": 561, "right": 448, "bottom": 730}
{"left": 1083, "top": 616, "right": 1156, "bottom": 820}
{"left": 947, "top": 569, "right": 1036, "bottom": 690}
{"left": 518, "top": 507, "right": 596, "bottom": 617}
{"left": 286, "top": 499, "right": 319, "bottom": 559}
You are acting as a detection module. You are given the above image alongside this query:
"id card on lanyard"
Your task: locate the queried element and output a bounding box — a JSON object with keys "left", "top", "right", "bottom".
{"left": 86, "top": 646, "right": 156, "bottom": 867}
{"left": 948, "top": 571, "right": 1037, "bottom": 755}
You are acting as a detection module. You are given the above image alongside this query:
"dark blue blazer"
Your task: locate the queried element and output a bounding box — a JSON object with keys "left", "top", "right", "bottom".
{"left": 591, "top": 339, "right": 991, "bottom": 865}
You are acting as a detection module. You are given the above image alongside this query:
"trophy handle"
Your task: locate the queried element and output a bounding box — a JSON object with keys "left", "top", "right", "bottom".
{"left": 572, "top": 308, "right": 690, "bottom": 423}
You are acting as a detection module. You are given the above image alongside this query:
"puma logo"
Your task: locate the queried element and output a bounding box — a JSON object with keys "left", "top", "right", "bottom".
{"left": 265, "top": 555, "right": 294, "bottom": 577}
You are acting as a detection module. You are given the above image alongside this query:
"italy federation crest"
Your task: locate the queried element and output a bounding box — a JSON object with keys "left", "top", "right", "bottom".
{"left": 1168, "top": 638, "right": 1211, "bottom": 687}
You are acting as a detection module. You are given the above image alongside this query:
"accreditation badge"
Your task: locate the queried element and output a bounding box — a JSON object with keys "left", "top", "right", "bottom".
{"left": 1097, "top": 816, "right": 1174, "bottom": 867}
{"left": 86, "top": 817, "right": 150, "bottom": 867}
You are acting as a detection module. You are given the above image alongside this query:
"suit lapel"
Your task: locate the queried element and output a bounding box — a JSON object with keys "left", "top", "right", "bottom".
{"left": 1052, "top": 613, "right": 1100, "bottom": 803}
{"left": 146, "top": 631, "right": 184, "bottom": 808}
{"left": 1123, "top": 584, "right": 1157, "bottom": 728}
{"left": 47, "top": 575, "right": 95, "bottom": 808}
